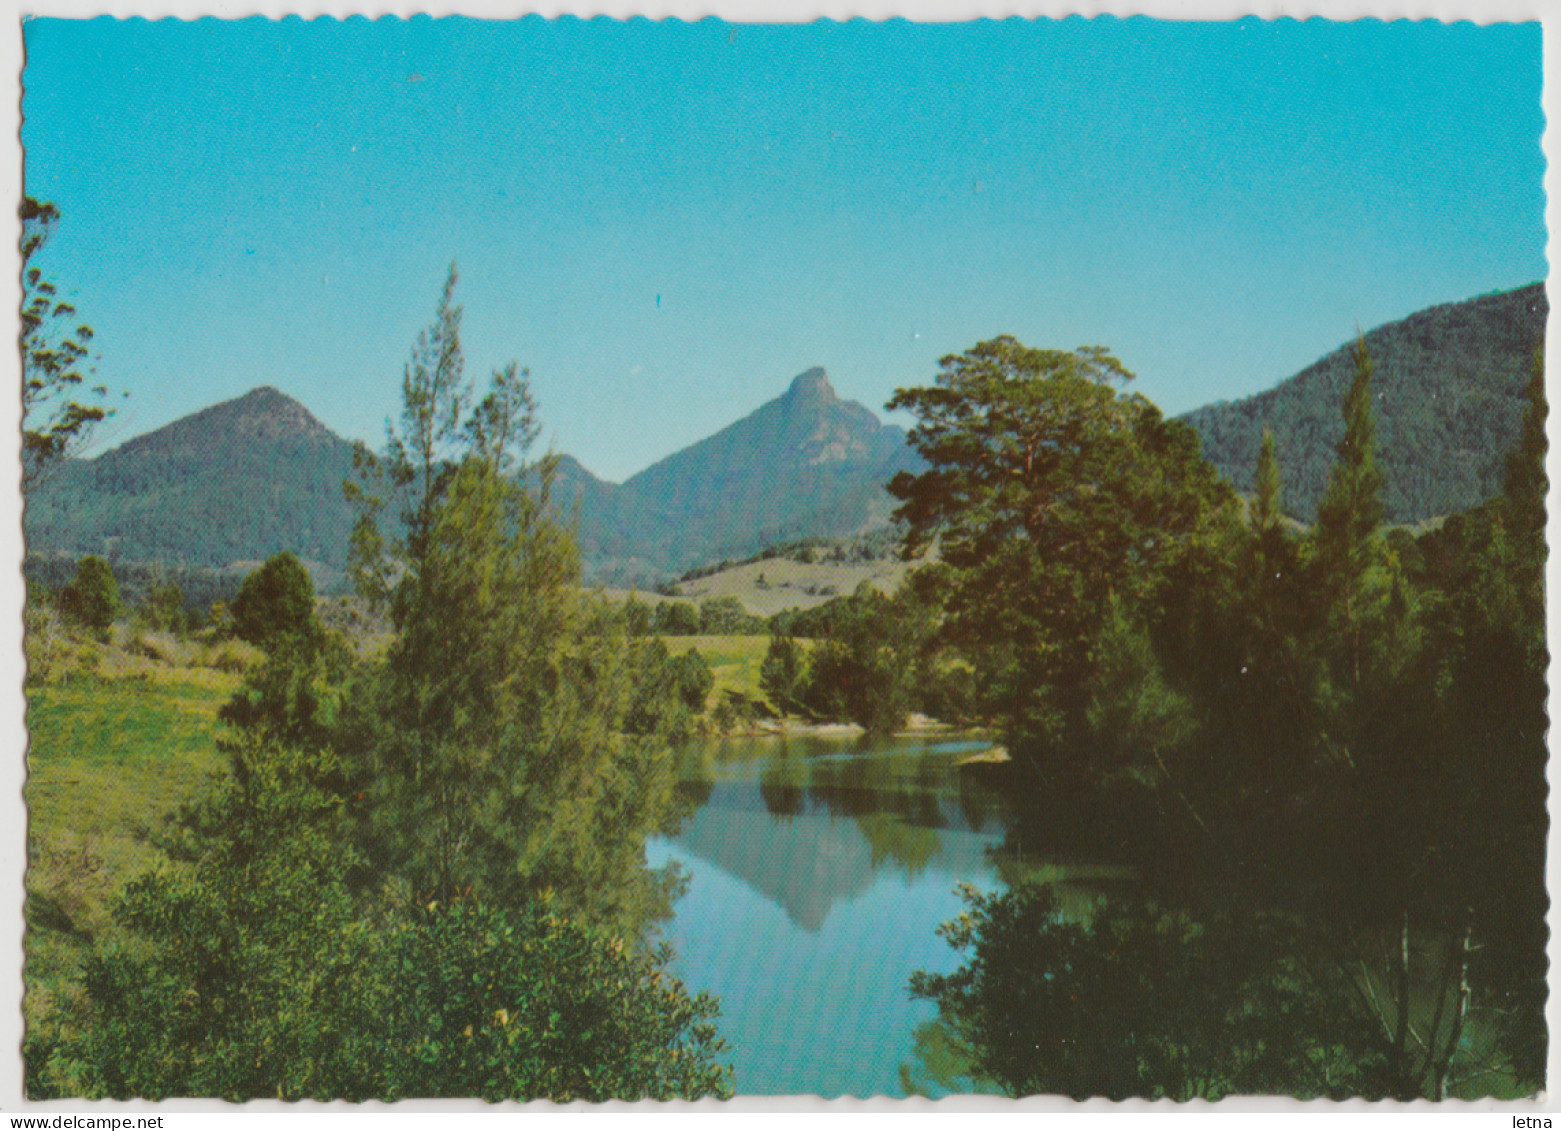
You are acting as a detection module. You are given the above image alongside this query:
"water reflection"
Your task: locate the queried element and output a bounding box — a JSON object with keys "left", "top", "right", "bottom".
{"left": 667, "top": 736, "right": 1002, "bottom": 932}
{"left": 648, "top": 733, "right": 1136, "bottom": 1096}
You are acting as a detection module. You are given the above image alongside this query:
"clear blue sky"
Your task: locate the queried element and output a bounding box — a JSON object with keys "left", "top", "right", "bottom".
{"left": 21, "top": 16, "right": 1545, "bottom": 482}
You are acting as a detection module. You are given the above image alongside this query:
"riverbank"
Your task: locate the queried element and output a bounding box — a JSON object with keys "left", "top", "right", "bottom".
{"left": 733, "top": 712, "right": 976, "bottom": 740}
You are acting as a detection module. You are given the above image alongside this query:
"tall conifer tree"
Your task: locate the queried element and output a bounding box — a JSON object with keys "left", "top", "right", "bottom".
{"left": 1314, "top": 336, "right": 1384, "bottom": 689}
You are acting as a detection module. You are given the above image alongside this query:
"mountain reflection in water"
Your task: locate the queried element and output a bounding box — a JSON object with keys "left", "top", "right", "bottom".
{"left": 646, "top": 735, "right": 1128, "bottom": 1096}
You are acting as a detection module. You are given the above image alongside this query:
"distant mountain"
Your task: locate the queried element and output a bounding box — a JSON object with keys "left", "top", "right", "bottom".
{"left": 24, "top": 386, "right": 358, "bottom": 578}
{"left": 1179, "top": 284, "right": 1547, "bottom": 523}
{"left": 25, "top": 369, "right": 922, "bottom": 588}
{"left": 34, "top": 285, "right": 1534, "bottom": 590}
{"left": 568, "top": 368, "right": 923, "bottom": 585}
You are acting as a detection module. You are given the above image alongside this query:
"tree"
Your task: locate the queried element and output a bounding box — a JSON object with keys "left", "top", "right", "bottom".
{"left": 1500, "top": 347, "right": 1546, "bottom": 622}
{"left": 345, "top": 262, "right": 470, "bottom": 608}
{"left": 1251, "top": 426, "right": 1282, "bottom": 535}
{"left": 1313, "top": 336, "right": 1386, "bottom": 691}
{"left": 652, "top": 600, "right": 700, "bottom": 636}
{"left": 342, "top": 271, "right": 684, "bottom": 933}
{"left": 61, "top": 555, "right": 120, "bottom": 630}
{"left": 887, "top": 337, "right": 1234, "bottom": 777}
{"left": 760, "top": 633, "right": 810, "bottom": 715}
{"left": 230, "top": 552, "right": 319, "bottom": 650}
{"left": 1168, "top": 427, "right": 1322, "bottom": 799}
{"left": 21, "top": 197, "right": 117, "bottom": 489}
{"left": 140, "top": 579, "right": 188, "bottom": 635}
{"left": 622, "top": 594, "right": 654, "bottom": 637}
{"left": 798, "top": 582, "right": 926, "bottom": 733}
{"left": 698, "top": 595, "right": 762, "bottom": 635}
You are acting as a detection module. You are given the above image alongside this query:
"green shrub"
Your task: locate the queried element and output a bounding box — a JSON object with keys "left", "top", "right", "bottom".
{"left": 231, "top": 553, "right": 319, "bottom": 650}
{"left": 27, "top": 743, "right": 732, "bottom": 1102}
{"left": 61, "top": 556, "right": 120, "bottom": 631}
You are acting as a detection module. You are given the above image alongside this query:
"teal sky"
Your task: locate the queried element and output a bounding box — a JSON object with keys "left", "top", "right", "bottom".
{"left": 21, "top": 16, "right": 1545, "bottom": 481}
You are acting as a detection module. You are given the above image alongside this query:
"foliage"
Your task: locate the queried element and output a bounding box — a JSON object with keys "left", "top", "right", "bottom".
{"left": 28, "top": 743, "right": 731, "bottom": 1102}
{"left": 218, "top": 630, "right": 356, "bottom": 748}
{"left": 1181, "top": 282, "right": 1546, "bottom": 523}
{"left": 21, "top": 197, "right": 117, "bottom": 489}
{"left": 24, "top": 386, "right": 358, "bottom": 571}
{"left": 1313, "top": 337, "right": 1389, "bottom": 691}
{"left": 60, "top": 555, "right": 120, "bottom": 630}
{"left": 910, "top": 882, "right": 1506, "bottom": 1100}
{"left": 652, "top": 599, "right": 701, "bottom": 635}
{"left": 230, "top": 551, "right": 320, "bottom": 650}
{"left": 623, "top": 594, "right": 654, "bottom": 636}
{"left": 759, "top": 633, "right": 810, "bottom": 715}
{"left": 795, "top": 581, "right": 929, "bottom": 732}
{"left": 341, "top": 270, "right": 686, "bottom": 934}
{"left": 698, "top": 595, "right": 764, "bottom": 635}
{"left": 139, "top": 580, "right": 189, "bottom": 635}
{"left": 625, "top": 639, "right": 711, "bottom": 738}
{"left": 887, "top": 336, "right": 1235, "bottom": 772}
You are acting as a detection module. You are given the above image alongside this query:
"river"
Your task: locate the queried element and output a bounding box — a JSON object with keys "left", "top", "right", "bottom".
{"left": 644, "top": 732, "right": 1127, "bottom": 1098}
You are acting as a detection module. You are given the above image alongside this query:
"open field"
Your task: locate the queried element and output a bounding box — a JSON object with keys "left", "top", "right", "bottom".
{"left": 672, "top": 557, "right": 912, "bottom": 618}
{"left": 657, "top": 634, "right": 770, "bottom": 702}
{"left": 24, "top": 654, "right": 246, "bottom": 1042}
{"left": 601, "top": 555, "right": 917, "bottom": 619}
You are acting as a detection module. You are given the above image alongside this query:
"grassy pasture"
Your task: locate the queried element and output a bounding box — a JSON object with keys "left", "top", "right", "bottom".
{"left": 668, "top": 556, "right": 912, "bottom": 618}
{"left": 659, "top": 634, "right": 770, "bottom": 701}
{"left": 24, "top": 631, "right": 250, "bottom": 1043}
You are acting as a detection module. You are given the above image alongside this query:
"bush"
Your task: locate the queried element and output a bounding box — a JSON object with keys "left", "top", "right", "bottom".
{"left": 231, "top": 553, "right": 319, "bottom": 650}
{"left": 200, "top": 640, "right": 258, "bottom": 675}
{"left": 61, "top": 556, "right": 120, "bottom": 631}
{"left": 27, "top": 744, "right": 732, "bottom": 1102}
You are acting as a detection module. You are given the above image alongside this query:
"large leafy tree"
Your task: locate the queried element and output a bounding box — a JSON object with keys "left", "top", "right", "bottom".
{"left": 21, "top": 197, "right": 117, "bottom": 489}
{"left": 887, "top": 337, "right": 1234, "bottom": 777}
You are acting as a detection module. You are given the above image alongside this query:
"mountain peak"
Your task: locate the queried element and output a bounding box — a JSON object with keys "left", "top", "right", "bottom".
{"left": 234, "top": 384, "right": 291, "bottom": 406}
{"left": 786, "top": 367, "right": 835, "bottom": 401}
{"left": 214, "top": 385, "right": 334, "bottom": 439}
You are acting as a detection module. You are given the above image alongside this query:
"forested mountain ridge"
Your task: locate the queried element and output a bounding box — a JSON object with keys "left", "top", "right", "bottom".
{"left": 1178, "top": 283, "right": 1546, "bottom": 523}
{"left": 24, "top": 386, "right": 359, "bottom": 574}
{"left": 24, "top": 369, "right": 922, "bottom": 587}
{"left": 23, "top": 287, "right": 1545, "bottom": 581}
{"left": 573, "top": 368, "right": 923, "bottom": 585}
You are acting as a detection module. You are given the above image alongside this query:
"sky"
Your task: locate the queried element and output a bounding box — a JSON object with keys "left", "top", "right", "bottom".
{"left": 19, "top": 16, "right": 1546, "bottom": 482}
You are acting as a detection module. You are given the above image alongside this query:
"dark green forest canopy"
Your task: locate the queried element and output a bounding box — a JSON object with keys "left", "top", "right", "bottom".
{"left": 1180, "top": 283, "right": 1546, "bottom": 523}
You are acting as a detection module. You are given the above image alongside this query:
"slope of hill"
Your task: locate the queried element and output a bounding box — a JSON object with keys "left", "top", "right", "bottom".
{"left": 29, "top": 284, "right": 1539, "bottom": 588}
{"left": 25, "top": 369, "right": 922, "bottom": 588}
{"left": 1179, "top": 284, "right": 1547, "bottom": 523}
{"left": 559, "top": 368, "right": 923, "bottom": 585}
{"left": 24, "top": 386, "right": 359, "bottom": 574}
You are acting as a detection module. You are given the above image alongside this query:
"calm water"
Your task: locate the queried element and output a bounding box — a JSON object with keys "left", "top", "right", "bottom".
{"left": 645, "top": 733, "right": 1124, "bottom": 1098}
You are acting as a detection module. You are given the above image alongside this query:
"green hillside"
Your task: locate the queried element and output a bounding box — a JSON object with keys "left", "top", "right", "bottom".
{"left": 25, "top": 386, "right": 357, "bottom": 573}
{"left": 25, "top": 370, "right": 924, "bottom": 590}
{"left": 1179, "top": 284, "right": 1546, "bottom": 522}
{"left": 557, "top": 368, "right": 923, "bottom": 586}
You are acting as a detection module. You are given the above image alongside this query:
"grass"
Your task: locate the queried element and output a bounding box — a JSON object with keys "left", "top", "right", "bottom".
{"left": 24, "top": 643, "right": 244, "bottom": 1048}
{"left": 659, "top": 634, "right": 770, "bottom": 701}
{"left": 668, "top": 556, "right": 913, "bottom": 618}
